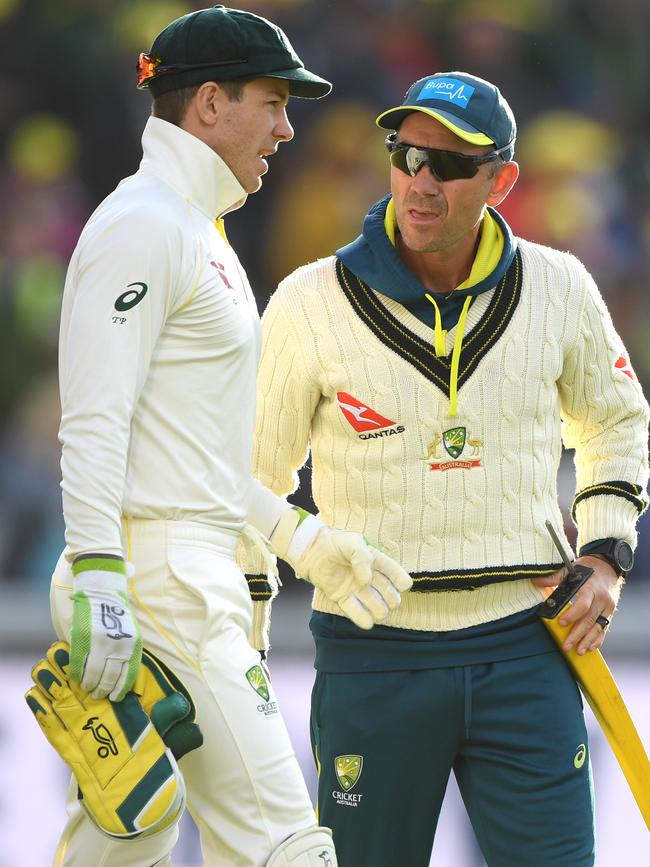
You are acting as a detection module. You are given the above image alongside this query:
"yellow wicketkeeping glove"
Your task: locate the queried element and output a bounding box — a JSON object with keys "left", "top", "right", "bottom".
{"left": 25, "top": 642, "right": 203, "bottom": 839}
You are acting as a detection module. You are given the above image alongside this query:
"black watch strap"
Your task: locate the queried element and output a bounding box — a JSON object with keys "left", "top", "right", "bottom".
{"left": 579, "top": 537, "right": 634, "bottom": 576}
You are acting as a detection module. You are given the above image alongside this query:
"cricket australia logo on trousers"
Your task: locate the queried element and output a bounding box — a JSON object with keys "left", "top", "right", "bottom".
{"left": 333, "top": 755, "right": 364, "bottom": 807}
{"left": 423, "top": 426, "right": 482, "bottom": 471}
{"left": 245, "top": 664, "right": 278, "bottom": 718}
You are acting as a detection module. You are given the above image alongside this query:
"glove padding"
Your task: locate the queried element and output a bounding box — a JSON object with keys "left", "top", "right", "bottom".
{"left": 70, "top": 562, "right": 142, "bottom": 701}
{"left": 25, "top": 642, "right": 203, "bottom": 839}
{"left": 271, "top": 511, "right": 413, "bottom": 629}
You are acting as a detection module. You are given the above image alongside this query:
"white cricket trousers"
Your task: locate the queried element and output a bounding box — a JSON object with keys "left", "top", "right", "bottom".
{"left": 49, "top": 518, "right": 317, "bottom": 867}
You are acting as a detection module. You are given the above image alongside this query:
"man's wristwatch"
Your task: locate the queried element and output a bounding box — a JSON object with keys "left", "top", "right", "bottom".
{"left": 580, "top": 538, "right": 634, "bottom": 578}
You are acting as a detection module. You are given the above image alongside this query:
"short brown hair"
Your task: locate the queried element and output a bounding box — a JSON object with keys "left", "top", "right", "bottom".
{"left": 152, "top": 77, "right": 252, "bottom": 126}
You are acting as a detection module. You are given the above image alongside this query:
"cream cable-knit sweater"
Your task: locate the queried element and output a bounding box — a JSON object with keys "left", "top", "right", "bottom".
{"left": 245, "top": 239, "right": 649, "bottom": 640}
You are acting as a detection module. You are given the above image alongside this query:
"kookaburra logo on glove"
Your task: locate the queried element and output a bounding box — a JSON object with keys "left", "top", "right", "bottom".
{"left": 82, "top": 717, "right": 118, "bottom": 757}
{"left": 100, "top": 602, "right": 133, "bottom": 640}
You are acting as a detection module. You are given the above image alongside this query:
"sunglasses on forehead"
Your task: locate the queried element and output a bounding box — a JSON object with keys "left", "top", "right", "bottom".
{"left": 136, "top": 53, "right": 247, "bottom": 88}
{"left": 385, "top": 133, "right": 512, "bottom": 181}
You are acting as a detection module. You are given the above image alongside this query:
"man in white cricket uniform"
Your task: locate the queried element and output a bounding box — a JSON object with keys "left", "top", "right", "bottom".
{"left": 49, "top": 7, "right": 412, "bottom": 867}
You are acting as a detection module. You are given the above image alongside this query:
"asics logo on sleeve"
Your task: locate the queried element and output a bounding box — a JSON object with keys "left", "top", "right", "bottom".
{"left": 114, "top": 282, "right": 148, "bottom": 311}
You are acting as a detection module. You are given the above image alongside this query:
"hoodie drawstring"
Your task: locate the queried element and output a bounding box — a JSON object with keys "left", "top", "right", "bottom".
{"left": 425, "top": 294, "right": 473, "bottom": 416}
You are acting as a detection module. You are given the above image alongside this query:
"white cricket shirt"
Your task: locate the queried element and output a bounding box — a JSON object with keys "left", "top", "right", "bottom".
{"left": 59, "top": 116, "right": 261, "bottom": 557}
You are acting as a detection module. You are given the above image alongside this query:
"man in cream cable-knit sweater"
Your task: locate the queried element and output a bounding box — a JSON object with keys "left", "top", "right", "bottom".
{"left": 247, "top": 72, "right": 649, "bottom": 866}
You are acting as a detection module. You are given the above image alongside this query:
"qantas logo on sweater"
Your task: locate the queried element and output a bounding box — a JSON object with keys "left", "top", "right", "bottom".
{"left": 614, "top": 355, "right": 636, "bottom": 381}
{"left": 337, "top": 392, "right": 405, "bottom": 439}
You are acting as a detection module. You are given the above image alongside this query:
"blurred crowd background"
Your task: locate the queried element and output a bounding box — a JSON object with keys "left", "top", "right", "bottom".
{"left": 2, "top": 0, "right": 650, "bottom": 595}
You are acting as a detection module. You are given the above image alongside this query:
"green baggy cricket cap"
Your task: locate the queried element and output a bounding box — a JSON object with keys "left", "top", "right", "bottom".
{"left": 137, "top": 4, "right": 332, "bottom": 99}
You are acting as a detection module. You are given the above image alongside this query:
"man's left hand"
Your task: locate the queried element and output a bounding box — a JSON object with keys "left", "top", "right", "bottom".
{"left": 532, "top": 556, "right": 621, "bottom": 654}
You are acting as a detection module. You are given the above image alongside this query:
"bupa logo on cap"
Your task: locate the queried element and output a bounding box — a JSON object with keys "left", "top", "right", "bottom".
{"left": 418, "top": 77, "right": 475, "bottom": 110}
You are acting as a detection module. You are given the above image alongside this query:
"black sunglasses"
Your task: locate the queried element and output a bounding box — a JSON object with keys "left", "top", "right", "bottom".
{"left": 385, "top": 133, "right": 512, "bottom": 181}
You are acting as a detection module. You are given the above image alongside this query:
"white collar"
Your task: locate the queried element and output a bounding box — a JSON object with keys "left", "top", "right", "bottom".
{"left": 139, "top": 115, "right": 247, "bottom": 219}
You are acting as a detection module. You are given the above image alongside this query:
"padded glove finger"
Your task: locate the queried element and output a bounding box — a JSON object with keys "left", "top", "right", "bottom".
{"left": 369, "top": 549, "right": 413, "bottom": 593}
{"left": 368, "top": 570, "right": 403, "bottom": 611}
{"left": 337, "top": 593, "right": 375, "bottom": 630}
{"left": 354, "top": 582, "right": 390, "bottom": 623}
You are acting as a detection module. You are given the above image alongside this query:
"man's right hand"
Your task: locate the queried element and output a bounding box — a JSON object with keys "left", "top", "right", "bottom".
{"left": 70, "top": 556, "right": 142, "bottom": 701}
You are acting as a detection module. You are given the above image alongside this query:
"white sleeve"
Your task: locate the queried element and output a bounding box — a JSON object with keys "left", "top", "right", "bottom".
{"left": 246, "top": 478, "right": 293, "bottom": 539}
{"left": 59, "top": 209, "right": 188, "bottom": 558}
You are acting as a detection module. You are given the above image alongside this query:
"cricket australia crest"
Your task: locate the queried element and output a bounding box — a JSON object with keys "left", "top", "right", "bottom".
{"left": 443, "top": 426, "right": 466, "bottom": 458}
{"left": 335, "top": 755, "right": 363, "bottom": 791}
{"left": 245, "top": 664, "right": 270, "bottom": 701}
{"left": 423, "top": 426, "right": 482, "bottom": 471}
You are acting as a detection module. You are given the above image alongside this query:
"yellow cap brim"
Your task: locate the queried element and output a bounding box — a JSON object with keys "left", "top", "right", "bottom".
{"left": 376, "top": 105, "right": 494, "bottom": 146}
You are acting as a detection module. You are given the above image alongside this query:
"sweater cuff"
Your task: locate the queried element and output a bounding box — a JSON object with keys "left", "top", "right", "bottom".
{"left": 573, "top": 485, "right": 647, "bottom": 550}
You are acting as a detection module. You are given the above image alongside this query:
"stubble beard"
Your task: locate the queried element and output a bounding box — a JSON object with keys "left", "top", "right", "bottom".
{"left": 397, "top": 196, "right": 451, "bottom": 254}
{"left": 398, "top": 219, "right": 452, "bottom": 254}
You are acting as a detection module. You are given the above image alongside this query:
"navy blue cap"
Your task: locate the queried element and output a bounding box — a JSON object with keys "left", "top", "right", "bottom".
{"left": 376, "top": 71, "right": 516, "bottom": 158}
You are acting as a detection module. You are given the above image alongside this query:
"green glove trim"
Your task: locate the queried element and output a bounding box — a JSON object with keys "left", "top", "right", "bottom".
{"left": 72, "top": 554, "right": 126, "bottom": 576}
{"left": 69, "top": 592, "right": 92, "bottom": 683}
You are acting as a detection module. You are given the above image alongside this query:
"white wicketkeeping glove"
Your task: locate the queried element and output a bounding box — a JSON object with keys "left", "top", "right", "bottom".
{"left": 69, "top": 555, "right": 142, "bottom": 701}
{"left": 269, "top": 508, "right": 412, "bottom": 629}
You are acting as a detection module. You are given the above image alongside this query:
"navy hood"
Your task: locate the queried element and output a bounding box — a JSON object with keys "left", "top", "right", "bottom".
{"left": 336, "top": 195, "right": 516, "bottom": 327}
